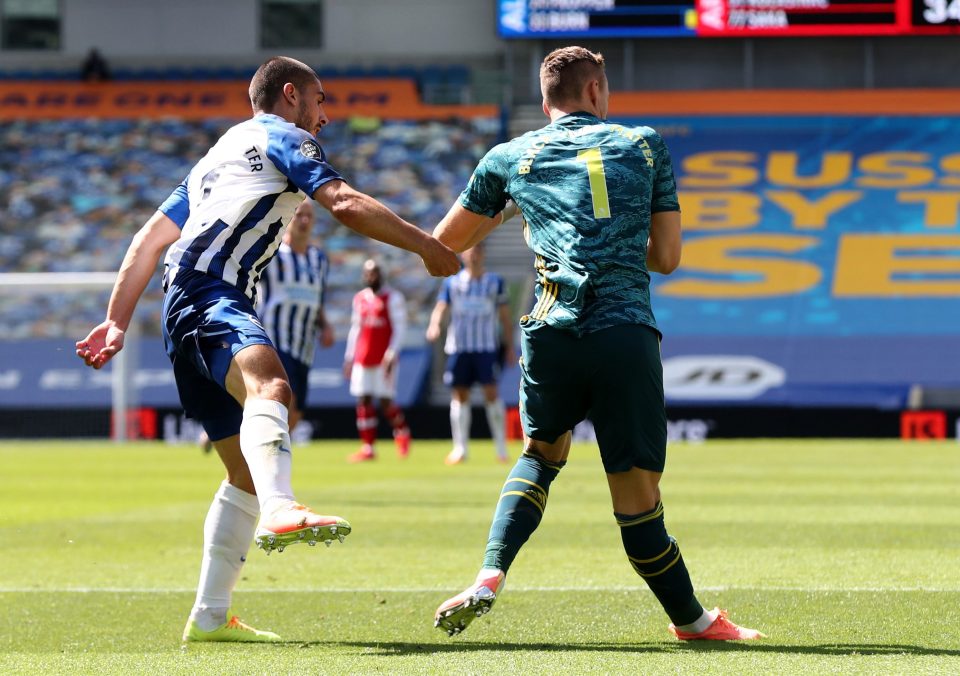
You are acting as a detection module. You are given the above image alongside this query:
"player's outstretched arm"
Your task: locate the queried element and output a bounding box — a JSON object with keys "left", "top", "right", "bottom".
{"left": 316, "top": 307, "right": 335, "bottom": 348}
{"left": 425, "top": 300, "right": 449, "bottom": 342}
{"left": 647, "top": 210, "right": 682, "bottom": 275}
{"left": 76, "top": 212, "right": 180, "bottom": 369}
{"left": 434, "top": 201, "right": 516, "bottom": 253}
{"left": 313, "top": 181, "right": 459, "bottom": 277}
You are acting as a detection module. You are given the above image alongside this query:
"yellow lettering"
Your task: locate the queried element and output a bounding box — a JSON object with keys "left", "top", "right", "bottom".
{"left": 765, "top": 190, "right": 862, "bottom": 229}
{"left": 679, "top": 152, "right": 758, "bottom": 188}
{"left": 939, "top": 153, "right": 960, "bottom": 187}
{"left": 856, "top": 152, "right": 935, "bottom": 188}
{"left": 766, "top": 151, "right": 851, "bottom": 188}
{"left": 678, "top": 192, "right": 761, "bottom": 230}
{"left": 898, "top": 192, "right": 960, "bottom": 228}
{"left": 834, "top": 234, "right": 960, "bottom": 296}
{"left": 659, "top": 234, "right": 821, "bottom": 298}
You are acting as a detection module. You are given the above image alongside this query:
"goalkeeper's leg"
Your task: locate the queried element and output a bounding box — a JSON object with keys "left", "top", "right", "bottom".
{"left": 434, "top": 433, "right": 568, "bottom": 636}
{"left": 609, "top": 469, "right": 763, "bottom": 641}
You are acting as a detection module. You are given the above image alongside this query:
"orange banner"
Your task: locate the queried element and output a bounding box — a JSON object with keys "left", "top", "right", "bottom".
{"left": 0, "top": 79, "right": 498, "bottom": 121}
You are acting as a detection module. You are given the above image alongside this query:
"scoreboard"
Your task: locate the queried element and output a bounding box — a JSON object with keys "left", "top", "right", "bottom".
{"left": 497, "top": 0, "right": 960, "bottom": 38}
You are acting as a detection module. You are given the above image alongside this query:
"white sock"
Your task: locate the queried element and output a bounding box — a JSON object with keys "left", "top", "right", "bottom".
{"left": 189, "top": 480, "right": 260, "bottom": 631}
{"left": 477, "top": 567, "right": 506, "bottom": 591}
{"left": 239, "top": 398, "right": 295, "bottom": 516}
{"left": 450, "top": 399, "right": 471, "bottom": 457}
{"left": 485, "top": 399, "right": 508, "bottom": 459}
{"left": 677, "top": 608, "right": 718, "bottom": 634}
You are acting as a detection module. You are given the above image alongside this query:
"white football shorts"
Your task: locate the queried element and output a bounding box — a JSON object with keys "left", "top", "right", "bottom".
{"left": 349, "top": 363, "right": 397, "bottom": 399}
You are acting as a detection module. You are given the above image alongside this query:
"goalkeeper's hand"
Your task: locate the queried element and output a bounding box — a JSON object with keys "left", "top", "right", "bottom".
{"left": 76, "top": 321, "right": 125, "bottom": 369}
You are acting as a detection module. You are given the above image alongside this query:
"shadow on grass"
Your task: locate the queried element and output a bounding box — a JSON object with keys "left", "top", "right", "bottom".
{"left": 288, "top": 641, "right": 960, "bottom": 658}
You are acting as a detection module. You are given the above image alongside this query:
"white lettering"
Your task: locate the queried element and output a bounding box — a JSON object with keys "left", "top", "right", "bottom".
{"left": 134, "top": 370, "right": 177, "bottom": 388}
{"left": 0, "top": 370, "right": 21, "bottom": 389}
{"left": 699, "top": 0, "right": 726, "bottom": 30}
{"left": 530, "top": 11, "right": 590, "bottom": 31}
{"left": 39, "top": 369, "right": 84, "bottom": 390}
{"left": 730, "top": 0, "right": 826, "bottom": 7}
{"left": 530, "top": 0, "right": 614, "bottom": 9}
{"left": 308, "top": 368, "right": 344, "bottom": 388}
{"left": 667, "top": 419, "right": 711, "bottom": 443}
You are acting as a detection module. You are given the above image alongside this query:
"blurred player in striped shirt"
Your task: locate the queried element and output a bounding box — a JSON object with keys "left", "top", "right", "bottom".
{"left": 257, "top": 199, "right": 334, "bottom": 433}
{"left": 426, "top": 242, "right": 514, "bottom": 465}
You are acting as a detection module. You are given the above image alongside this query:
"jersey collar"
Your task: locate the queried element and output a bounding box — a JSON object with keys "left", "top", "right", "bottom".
{"left": 554, "top": 111, "right": 602, "bottom": 125}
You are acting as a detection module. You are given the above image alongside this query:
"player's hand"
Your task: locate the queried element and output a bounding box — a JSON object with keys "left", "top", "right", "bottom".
{"left": 383, "top": 351, "right": 398, "bottom": 378}
{"left": 502, "top": 345, "right": 517, "bottom": 367}
{"left": 343, "top": 360, "right": 353, "bottom": 380}
{"left": 420, "top": 237, "right": 460, "bottom": 277}
{"left": 320, "top": 324, "right": 335, "bottom": 348}
{"left": 76, "top": 321, "right": 125, "bottom": 369}
{"left": 425, "top": 323, "right": 440, "bottom": 342}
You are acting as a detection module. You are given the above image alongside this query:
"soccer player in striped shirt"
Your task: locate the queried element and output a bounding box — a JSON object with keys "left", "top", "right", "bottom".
{"left": 76, "top": 56, "right": 459, "bottom": 642}
{"left": 257, "top": 199, "right": 333, "bottom": 433}
{"left": 426, "top": 242, "right": 515, "bottom": 464}
{"left": 429, "top": 46, "right": 762, "bottom": 642}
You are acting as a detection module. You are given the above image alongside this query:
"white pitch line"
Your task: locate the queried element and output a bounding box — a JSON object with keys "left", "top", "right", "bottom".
{"left": 1, "top": 585, "right": 959, "bottom": 593}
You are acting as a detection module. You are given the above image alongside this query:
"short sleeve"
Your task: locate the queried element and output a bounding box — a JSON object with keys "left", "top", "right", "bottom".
{"left": 649, "top": 131, "right": 680, "bottom": 214}
{"left": 438, "top": 277, "right": 452, "bottom": 304}
{"left": 158, "top": 176, "right": 190, "bottom": 228}
{"left": 495, "top": 275, "right": 508, "bottom": 305}
{"left": 458, "top": 145, "right": 509, "bottom": 218}
{"left": 314, "top": 247, "right": 329, "bottom": 305}
{"left": 263, "top": 120, "right": 343, "bottom": 196}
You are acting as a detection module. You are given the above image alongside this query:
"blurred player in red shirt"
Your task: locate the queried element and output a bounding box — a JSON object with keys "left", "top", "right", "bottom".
{"left": 343, "top": 259, "right": 412, "bottom": 461}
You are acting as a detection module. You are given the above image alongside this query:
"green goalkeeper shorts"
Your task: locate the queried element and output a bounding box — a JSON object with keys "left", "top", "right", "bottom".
{"left": 518, "top": 320, "right": 667, "bottom": 473}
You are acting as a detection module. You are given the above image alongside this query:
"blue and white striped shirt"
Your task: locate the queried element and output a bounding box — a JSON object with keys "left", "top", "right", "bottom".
{"left": 439, "top": 270, "right": 508, "bottom": 354}
{"left": 158, "top": 114, "right": 342, "bottom": 301}
{"left": 257, "top": 243, "right": 329, "bottom": 367}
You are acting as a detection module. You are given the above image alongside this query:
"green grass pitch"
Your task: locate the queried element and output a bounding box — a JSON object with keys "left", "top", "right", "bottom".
{"left": 1, "top": 438, "right": 959, "bottom": 674}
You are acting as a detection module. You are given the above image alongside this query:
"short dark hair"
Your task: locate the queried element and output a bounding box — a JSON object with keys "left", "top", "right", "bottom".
{"left": 249, "top": 56, "right": 319, "bottom": 112}
{"left": 540, "top": 46, "right": 605, "bottom": 107}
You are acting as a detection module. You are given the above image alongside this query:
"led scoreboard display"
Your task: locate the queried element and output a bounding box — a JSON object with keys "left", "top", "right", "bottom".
{"left": 497, "top": 0, "right": 960, "bottom": 37}
{"left": 697, "top": 0, "right": 960, "bottom": 36}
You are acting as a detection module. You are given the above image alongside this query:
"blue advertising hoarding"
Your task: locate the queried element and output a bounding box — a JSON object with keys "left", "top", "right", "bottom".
{"left": 497, "top": 114, "right": 960, "bottom": 409}
{"left": 0, "top": 339, "right": 431, "bottom": 410}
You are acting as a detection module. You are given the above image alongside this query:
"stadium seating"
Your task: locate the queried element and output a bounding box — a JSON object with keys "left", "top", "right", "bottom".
{"left": 0, "top": 116, "right": 498, "bottom": 341}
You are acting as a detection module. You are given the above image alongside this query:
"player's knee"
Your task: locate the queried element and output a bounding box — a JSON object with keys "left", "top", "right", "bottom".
{"left": 254, "top": 377, "right": 292, "bottom": 407}
{"left": 524, "top": 432, "right": 570, "bottom": 464}
{"left": 608, "top": 468, "right": 661, "bottom": 513}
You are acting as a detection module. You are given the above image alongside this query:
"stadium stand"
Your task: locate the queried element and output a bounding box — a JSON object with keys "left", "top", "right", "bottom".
{"left": 0, "top": 115, "right": 501, "bottom": 340}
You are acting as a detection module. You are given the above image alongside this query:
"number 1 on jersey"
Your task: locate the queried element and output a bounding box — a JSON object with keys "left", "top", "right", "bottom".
{"left": 576, "top": 147, "right": 611, "bottom": 219}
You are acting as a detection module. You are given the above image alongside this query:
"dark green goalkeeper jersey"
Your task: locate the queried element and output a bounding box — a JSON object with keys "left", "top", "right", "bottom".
{"left": 459, "top": 112, "right": 680, "bottom": 336}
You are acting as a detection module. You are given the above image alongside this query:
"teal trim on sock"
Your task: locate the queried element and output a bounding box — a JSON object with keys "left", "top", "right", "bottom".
{"left": 482, "top": 453, "right": 564, "bottom": 572}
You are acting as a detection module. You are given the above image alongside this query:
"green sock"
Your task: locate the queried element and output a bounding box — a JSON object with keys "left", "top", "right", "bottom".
{"left": 482, "top": 452, "right": 564, "bottom": 572}
{"left": 616, "top": 502, "right": 704, "bottom": 626}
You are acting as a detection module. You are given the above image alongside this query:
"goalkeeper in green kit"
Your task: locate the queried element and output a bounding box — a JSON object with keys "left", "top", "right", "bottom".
{"left": 431, "top": 46, "right": 764, "bottom": 642}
